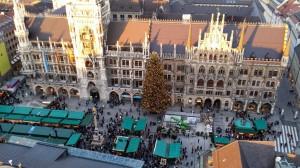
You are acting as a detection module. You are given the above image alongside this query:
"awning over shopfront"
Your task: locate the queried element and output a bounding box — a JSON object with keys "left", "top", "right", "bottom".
{"left": 133, "top": 95, "right": 142, "bottom": 99}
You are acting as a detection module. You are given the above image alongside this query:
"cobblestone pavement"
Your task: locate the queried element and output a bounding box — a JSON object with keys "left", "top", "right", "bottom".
{"left": 13, "top": 74, "right": 299, "bottom": 168}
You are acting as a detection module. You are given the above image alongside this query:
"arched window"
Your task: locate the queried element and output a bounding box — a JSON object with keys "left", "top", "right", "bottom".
{"left": 85, "top": 60, "right": 93, "bottom": 68}
{"left": 209, "top": 54, "right": 213, "bottom": 61}
{"left": 197, "top": 79, "right": 204, "bottom": 87}
{"left": 87, "top": 71, "right": 94, "bottom": 78}
{"left": 207, "top": 80, "right": 214, "bottom": 87}
{"left": 216, "top": 80, "right": 224, "bottom": 88}
{"left": 218, "top": 67, "right": 225, "bottom": 75}
{"left": 208, "top": 66, "right": 215, "bottom": 74}
{"left": 199, "top": 66, "right": 205, "bottom": 73}
{"left": 229, "top": 69, "right": 234, "bottom": 76}
{"left": 199, "top": 54, "right": 203, "bottom": 59}
{"left": 214, "top": 55, "right": 217, "bottom": 61}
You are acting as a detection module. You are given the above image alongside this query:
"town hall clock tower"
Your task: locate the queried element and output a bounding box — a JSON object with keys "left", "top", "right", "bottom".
{"left": 66, "top": 0, "right": 110, "bottom": 101}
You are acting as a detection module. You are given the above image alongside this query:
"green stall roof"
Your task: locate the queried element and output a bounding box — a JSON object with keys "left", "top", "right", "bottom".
{"left": 61, "top": 119, "right": 81, "bottom": 126}
{"left": 68, "top": 111, "right": 84, "bottom": 120}
{"left": 0, "top": 105, "right": 14, "bottom": 114}
{"left": 4, "top": 114, "right": 25, "bottom": 121}
{"left": 126, "top": 137, "right": 140, "bottom": 153}
{"left": 254, "top": 119, "right": 267, "bottom": 131}
{"left": 0, "top": 123, "right": 14, "bottom": 133}
{"left": 234, "top": 118, "right": 257, "bottom": 134}
{"left": 41, "top": 117, "right": 61, "bottom": 124}
{"left": 13, "top": 106, "right": 32, "bottom": 115}
{"left": 53, "top": 128, "right": 74, "bottom": 138}
{"left": 113, "top": 136, "right": 129, "bottom": 152}
{"left": 168, "top": 143, "right": 181, "bottom": 158}
{"left": 23, "top": 116, "right": 42, "bottom": 122}
{"left": 47, "top": 138, "right": 67, "bottom": 145}
{"left": 31, "top": 108, "right": 50, "bottom": 117}
{"left": 214, "top": 136, "right": 230, "bottom": 145}
{"left": 121, "top": 117, "right": 134, "bottom": 131}
{"left": 80, "top": 114, "right": 93, "bottom": 126}
{"left": 153, "top": 140, "right": 167, "bottom": 158}
{"left": 49, "top": 110, "right": 68, "bottom": 118}
{"left": 0, "top": 113, "right": 7, "bottom": 119}
{"left": 66, "top": 133, "right": 82, "bottom": 146}
{"left": 11, "top": 124, "right": 32, "bottom": 134}
{"left": 28, "top": 126, "right": 53, "bottom": 137}
{"left": 134, "top": 118, "right": 147, "bottom": 132}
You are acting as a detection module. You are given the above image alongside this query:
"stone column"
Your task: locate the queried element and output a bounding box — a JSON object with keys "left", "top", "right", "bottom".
{"left": 257, "top": 101, "right": 262, "bottom": 114}
{"left": 230, "top": 101, "right": 234, "bottom": 111}
{"left": 243, "top": 100, "right": 248, "bottom": 111}
{"left": 270, "top": 103, "right": 275, "bottom": 115}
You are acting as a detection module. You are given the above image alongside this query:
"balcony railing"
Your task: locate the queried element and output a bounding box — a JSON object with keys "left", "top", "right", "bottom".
{"left": 106, "top": 50, "right": 144, "bottom": 58}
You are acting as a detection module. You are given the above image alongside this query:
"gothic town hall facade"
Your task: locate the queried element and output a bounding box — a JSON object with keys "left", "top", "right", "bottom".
{"left": 14, "top": 0, "right": 290, "bottom": 113}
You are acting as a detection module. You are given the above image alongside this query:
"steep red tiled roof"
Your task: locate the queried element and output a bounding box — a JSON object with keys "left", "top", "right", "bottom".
{"left": 107, "top": 20, "right": 150, "bottom": 46}
{"left": 25, "top": 16, "right": 71, "bottom": 42}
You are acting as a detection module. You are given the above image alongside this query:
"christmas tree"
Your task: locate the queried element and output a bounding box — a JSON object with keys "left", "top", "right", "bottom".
{"left": 142, "top": 53, "right": 171, "bottom": 113}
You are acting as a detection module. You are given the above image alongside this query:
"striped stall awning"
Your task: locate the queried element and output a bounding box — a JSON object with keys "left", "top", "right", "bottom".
{"left": 275, "top": 125, "right": 299, "bottom": 154}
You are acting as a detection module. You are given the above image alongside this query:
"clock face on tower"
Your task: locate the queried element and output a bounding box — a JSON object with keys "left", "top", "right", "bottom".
{"left": 80, "top": 27, "right": 95, "bottom": 56}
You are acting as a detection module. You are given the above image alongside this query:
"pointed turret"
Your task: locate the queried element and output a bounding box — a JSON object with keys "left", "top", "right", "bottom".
{"left": 210, "top": 13, "right": 214, "bottom": 32}
{"left": 215, "top": 12, "right": 220, "bottom": 26}
{"left": 221, "top": 14, "right": 225, "bottom": 29}
{"left": 237, "top": 19, "right": 246, "bottom": 52}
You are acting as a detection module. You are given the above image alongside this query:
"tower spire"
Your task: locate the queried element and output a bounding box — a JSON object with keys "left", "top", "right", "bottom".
{"left": 237, "top": 19, "right": 246, "bottom": 52}
{"left": 221, "top": 14, "right": 225, "bottom": 29}
{"left": 210, "top": 13, "right": 214, "bottom": 32}
{"left": 216, "top": 12, "right": 220, "bottom": 26}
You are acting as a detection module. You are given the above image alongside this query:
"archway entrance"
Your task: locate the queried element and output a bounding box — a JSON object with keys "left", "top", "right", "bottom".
{"left": 109, "top": 91, "right": 120, "bottom": 105}
{"left": 58, "top": 87, "right": 68, "bottom": 97}
{"left": 260, "top": 103, "right": 272, "bottom": 114}
{"left": 233, "top": 101, "right": 243, "bottom": 112}
{"left": 88, "top": 82, "right": 99, "bottom": 102}
{"left": 121, "top": 92, "right": 131, "bottom": 104}
{"left": 70, "top": 89, "right": 79, "bottom": 97}
{"left": 195, "top": 97, "right": 203, "bottom": 108}
{"left": 35, "top": 86, "right": 43, "bottom": 95}
{"left": 46, "top": 87, "right": 56, "bottom": 96}
{"left": 213, "top": 99, "right": 221, "bottom": 110}
{"left": 133, "top": 93, "right": 142, "bottom": 106}
{"left": 204, "top": 98, "right": 212, "bottom": 109}
{"left": 247, "top": 102, "right": 257, "bottom": 112}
